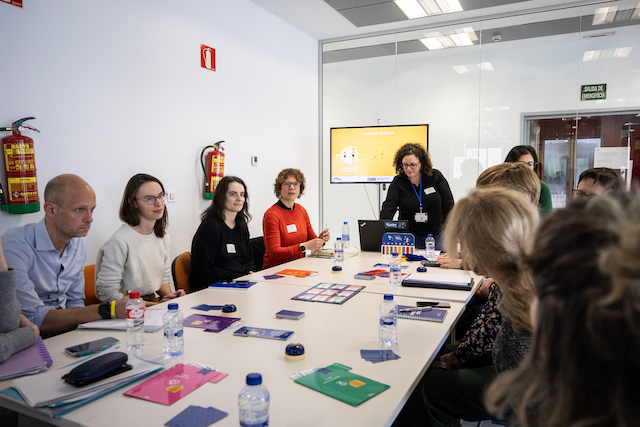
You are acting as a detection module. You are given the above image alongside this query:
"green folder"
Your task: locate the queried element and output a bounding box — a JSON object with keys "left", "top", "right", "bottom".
{"left": 294, "top": 363, "right": 390, "bottom": 406}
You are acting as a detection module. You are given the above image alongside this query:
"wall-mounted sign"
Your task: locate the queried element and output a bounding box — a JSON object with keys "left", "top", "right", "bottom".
{"left": 594, "top": 147, "right": 629, "bottom": 170}
{"left": 1, "top": 0, "right": 23, "bottom": 8}
{"left": 201, "top": 44, "right": 216, "bottom": 72}
{"left": 580, "top": 84, "right": 607, "bottom": 101}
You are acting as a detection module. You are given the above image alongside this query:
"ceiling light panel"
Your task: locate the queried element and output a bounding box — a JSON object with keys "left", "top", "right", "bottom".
{"left": 420, "top": 37, "right": 445, "bottom": 50}
{"left": 417, "top": 0, "right": 442, "bottom": 15}
{"left": 592, "top": 6, "right": 618, "bottom": 25}
{"left": 395, "top": 0, "right": 428, "bottom": 19}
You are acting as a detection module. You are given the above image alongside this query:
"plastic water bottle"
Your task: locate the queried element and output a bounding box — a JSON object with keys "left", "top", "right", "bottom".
{"left": 163, "top": 303, "right": 184, "bottom": 357}
{"left": 239, "top": 373, "right": 270, "bottom": 427}
{"left": 126, "top": 290, "right": 145, "bottom": 350}
{"left": 389, "top": 252, "right": 401, "bottom": 286}
{"left": 425, "top": 234, "right": 436, "bottom": 260}
{"left": 341, "top": 221, "right": 350, "bottom": 249}
{"left": 379, "top": 294, "right": 398, "bottom": 346}
{"left": 334, "top": 237, "right": 344, "bottom": 264}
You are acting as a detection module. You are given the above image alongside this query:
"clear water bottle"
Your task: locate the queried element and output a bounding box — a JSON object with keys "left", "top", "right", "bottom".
{"left": 379, "top": 294, "right": 398, "bottom": 346}
{"left": 239, "top": 373, "right": 270, "bottom": 427}
{"left": 425, "top": 234, "right": 436, "bottom": 261}
{"left": 163, "top": 303, "right": 184, "bottom": 357}
{"left": 389, "top": 252, "right": 401, "bottom": 286}
{"left": 126, "top": 290, "right": 145, "bottom": 350}
{"left": 334, "top": 237, "right": 344, "bottom": 264}
{"left": 341, "top": 221, "right": 350, "bottom": 249}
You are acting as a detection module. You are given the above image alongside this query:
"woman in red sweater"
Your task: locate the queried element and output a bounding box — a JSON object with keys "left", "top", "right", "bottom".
{"left": 262, "top": 168, "right": 329, "bottom": 268}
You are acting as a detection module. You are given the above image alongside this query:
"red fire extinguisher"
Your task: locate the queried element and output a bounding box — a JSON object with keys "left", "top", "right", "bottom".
{"left": 1, "top": 117, "right": 41, "bottom": 214}
{"left": 200, "top": 141, "right": 225, "bottom": 200}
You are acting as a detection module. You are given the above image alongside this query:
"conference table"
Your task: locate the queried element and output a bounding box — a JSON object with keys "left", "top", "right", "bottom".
{"left": 0, "top": 251, "right": 480, "bottom": 427}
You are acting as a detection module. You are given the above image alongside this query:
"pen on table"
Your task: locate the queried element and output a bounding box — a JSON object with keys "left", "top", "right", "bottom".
{"left": 399, "top": 307, "right": 432, "bottom": 313}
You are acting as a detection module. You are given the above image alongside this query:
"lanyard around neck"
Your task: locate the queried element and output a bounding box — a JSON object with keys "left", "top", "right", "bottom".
{"left": 409, "top": 175, "right": 423, "bottom": 213}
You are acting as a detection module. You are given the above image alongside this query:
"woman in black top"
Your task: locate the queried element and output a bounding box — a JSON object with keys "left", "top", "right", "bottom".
{"left": 380, "top": 143, "right": 454, "bottom": 249}
{"left": 190, "top": 176, "right": 254, "bottom": 291}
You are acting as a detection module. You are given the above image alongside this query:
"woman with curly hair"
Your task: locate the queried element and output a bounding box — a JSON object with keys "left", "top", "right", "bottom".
{"left": 262, "top": 168, "right": 329, "bottom": 268}
{"left": 380, "top": 143, "right": 453, "bottom": 249}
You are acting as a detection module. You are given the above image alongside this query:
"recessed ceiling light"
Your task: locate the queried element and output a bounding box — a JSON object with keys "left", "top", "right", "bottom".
{"left": 452, "top": 65, "right": 470, "bottom": 74}
{"left": 418, "top": 0, "right": 443, "bottom": 15}
{"left": 613, "top": 47, "right": 633, "bottom": 57}
{"left": 632, "top": 2, "right": 640, "bottom": 19}
{"left": 583, "top": 50, "right": 601, "bottom": 61}
{"left": 477, "top": 62, "right": 494, "bottom": 71}
{"left": 593, "top": 6, "right": 618, "bottom": 25}
{"left": 437, "top": 35, "right": 456, "bottom": 48}
{"left": 395, "top": 0, "right": 428, "bottom": 19}
{"left": 420, "top": 37, "right": 445, "bottom": 50}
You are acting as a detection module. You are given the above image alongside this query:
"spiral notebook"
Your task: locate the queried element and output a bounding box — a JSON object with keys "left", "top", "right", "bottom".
{"left": 0, "top": 336, "right": 52, "bottom": 380}
{"left": 396, "top": 305, "right": 447, "bottom": 323}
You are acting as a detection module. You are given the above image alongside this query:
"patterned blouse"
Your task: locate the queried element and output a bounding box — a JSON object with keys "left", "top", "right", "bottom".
{"left": 453, "top": 282, "right": 502, "bottom": 364}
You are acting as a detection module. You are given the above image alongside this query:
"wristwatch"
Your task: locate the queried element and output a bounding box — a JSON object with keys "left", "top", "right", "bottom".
{"left": 300, "top": 243, "right": 306, "bottom": 256}
{"left": 98, "top": 302, "right": 111, "bottom": 319}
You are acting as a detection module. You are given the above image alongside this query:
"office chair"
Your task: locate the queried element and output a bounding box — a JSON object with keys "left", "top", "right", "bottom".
{"left": 172, "top": 252, "right": 192, "bottom": 294}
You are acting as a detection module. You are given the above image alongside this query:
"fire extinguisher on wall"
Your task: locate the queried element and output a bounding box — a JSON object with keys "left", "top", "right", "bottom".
{"left": 200, "top": 141, "right": 225, "bottom": 200}
{"left": 1, "top": 117, "right": 41, "bottom": 214}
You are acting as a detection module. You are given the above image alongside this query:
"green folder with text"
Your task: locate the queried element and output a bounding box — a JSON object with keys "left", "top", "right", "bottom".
{"left": 294, "top": 363, "right": 390, "bottom": 406}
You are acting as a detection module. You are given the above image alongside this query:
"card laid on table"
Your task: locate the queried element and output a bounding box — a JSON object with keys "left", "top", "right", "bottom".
{"left": 165, "top": 405, "right": 228, "bottom": 427}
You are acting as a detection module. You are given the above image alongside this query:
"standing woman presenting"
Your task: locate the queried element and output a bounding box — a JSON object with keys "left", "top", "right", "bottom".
{"left": 380, "top": 143, "right": 454, "bottom": 249}
{"left": 262, "top": 168, "right": 329, "bottom": 268}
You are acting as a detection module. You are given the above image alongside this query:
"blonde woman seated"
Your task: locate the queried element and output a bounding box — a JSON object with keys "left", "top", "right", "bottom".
{"left": 394, "top": 187, "right": 539, "bottom": 427}
{"left": 437, "top": 162, "right": 540, "bottom": 270}
{"left": 95, "top": 174, "right": 184, "bottom": 303}
{"left": 486, "top": 191, "right": 640, "bottom": 427}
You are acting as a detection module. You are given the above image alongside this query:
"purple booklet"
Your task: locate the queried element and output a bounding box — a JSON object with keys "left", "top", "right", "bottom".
{"left": 183, "top": 314, "right": 242, "bottom": 333}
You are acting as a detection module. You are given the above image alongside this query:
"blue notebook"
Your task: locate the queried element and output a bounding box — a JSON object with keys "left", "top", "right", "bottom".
{"left": 397, "top": 305, "right": 447, "bottom": 323}
{"left": 209, "top": 281, "right": 257, "bottom": 289}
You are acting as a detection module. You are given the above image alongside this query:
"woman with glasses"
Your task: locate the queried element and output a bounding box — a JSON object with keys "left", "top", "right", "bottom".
{"left": 504, "top": 145, "right": 552, "bottom": 214}
{"left": 190, "top": 176, "right": 254, "bottom": 292}
{"left": 95, "top": 173, "right": 184, "bottom": 302}
{"left": 262, "top": 168, "right": 329, "bottom": 268}
{"left": 380, "top": 143, "right": 453, "bottom": 249}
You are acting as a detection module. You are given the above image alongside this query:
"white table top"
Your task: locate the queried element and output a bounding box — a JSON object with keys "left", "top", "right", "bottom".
{"left": 0, "top": 280, "right": 466, "bottom": 427}
{"left": 239, "top": 250, "right": 481, "bottom": 303}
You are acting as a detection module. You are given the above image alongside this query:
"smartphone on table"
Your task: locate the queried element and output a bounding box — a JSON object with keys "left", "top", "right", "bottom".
{"left": 65, "top": 337, "right": 119, "bottom": 357}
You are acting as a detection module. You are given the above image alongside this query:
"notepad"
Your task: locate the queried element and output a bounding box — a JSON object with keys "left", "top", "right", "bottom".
{"left": 397, "top": 305, "right": 447, "bottom": 323}
{"left": 0, "top": 336, "right": 52, "bottom": 381}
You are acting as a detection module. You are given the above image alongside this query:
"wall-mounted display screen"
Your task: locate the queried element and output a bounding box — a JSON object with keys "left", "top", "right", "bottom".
{"left": 330, "top": 124, "right": 429, "bottom": 184}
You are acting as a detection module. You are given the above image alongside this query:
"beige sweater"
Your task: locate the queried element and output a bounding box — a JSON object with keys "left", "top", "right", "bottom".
{"left": 95, "top": 224, "right": 172, "bottom": 302}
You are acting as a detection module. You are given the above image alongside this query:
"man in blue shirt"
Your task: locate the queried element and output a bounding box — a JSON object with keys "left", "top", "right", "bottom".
{"left": 2, "top": 174, "right": 128, "bottom": 335}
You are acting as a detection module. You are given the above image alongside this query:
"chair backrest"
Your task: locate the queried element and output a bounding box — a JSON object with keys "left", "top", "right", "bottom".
{"left": 172, "top": 252, "right": 192, "bottom": 294}
{"left": 84, "top": 264, "right": 101, "bottom": 305}
{"left": 250, "top": 236, "right": 265, "bottom": 271}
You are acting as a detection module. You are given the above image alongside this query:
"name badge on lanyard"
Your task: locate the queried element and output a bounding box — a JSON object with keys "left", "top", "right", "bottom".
{"left": 410, "top": 176, "right": 428, "bottom": 222}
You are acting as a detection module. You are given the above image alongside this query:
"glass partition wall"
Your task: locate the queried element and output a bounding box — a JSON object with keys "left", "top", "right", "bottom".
{"left": 321, "top": 0, "right": 640, "bottom": 247}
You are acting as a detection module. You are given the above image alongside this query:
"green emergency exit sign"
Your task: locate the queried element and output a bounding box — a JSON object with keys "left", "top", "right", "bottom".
{"left": 581, "top": 84, "right": 607, "bottom": 101}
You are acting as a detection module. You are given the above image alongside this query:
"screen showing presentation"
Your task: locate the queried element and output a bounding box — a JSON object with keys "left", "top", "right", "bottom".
{"left": 330, "top": 124, "right": 429, "bottom": 184}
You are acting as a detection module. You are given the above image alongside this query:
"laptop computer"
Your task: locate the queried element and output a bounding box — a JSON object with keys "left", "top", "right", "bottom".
{"left": 358, "top": 220, "right": 409, "bottom": 252}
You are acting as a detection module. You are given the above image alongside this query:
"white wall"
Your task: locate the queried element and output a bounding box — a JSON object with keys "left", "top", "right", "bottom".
{"left": 0, "top": 0, "right": 319, "bottom": 265}
{"left": 322, "top": 2, "right": 640, "bottom": 247}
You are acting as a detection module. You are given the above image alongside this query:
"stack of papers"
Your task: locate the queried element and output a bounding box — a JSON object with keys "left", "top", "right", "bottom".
{"left": 78, "top": 309, "right": 167, "bottom": 332}
{"left": 11, "top": 345, "right": 162, "bottom": 408}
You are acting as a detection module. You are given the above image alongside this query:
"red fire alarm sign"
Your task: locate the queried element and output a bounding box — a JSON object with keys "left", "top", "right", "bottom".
{"left": 201, "top": 44, "right": 216, "bottom": 72}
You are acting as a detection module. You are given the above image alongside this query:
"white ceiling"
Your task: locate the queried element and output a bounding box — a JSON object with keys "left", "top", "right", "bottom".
{"left": 249, "top": 0, "right": 615, "bottom": 40}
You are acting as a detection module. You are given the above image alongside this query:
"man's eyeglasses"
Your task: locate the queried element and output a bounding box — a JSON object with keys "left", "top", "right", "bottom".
{"left": 139, "top": 192, "right": 165, "bottom": 205}
{"left": 402, "top": 162, "right": 420, "bottom": 169}
{"left": 282, "top": 182, "right": 301, "bottom": 188}
{"left": 572, "top": 189, "right": 596, "bottom": 198}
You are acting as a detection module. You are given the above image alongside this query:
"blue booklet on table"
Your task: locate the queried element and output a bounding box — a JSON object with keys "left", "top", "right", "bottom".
{"left": 233, "top": 327, "right": 294, "bottom": 340}
{"left": 209, "top": 281, "right": 257, "bottom": 289}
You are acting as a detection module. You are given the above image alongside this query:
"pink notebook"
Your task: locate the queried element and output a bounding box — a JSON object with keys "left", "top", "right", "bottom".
{"left": 0, "top": 336, "right": 52, "bottom": 381}
{"left": 124, "top": 364, "right": 219, "bottom": 405}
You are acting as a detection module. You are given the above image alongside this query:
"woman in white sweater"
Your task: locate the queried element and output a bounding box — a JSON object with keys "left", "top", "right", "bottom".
{"left": 95, "top": 174, "right": 185, "bottom": 303}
